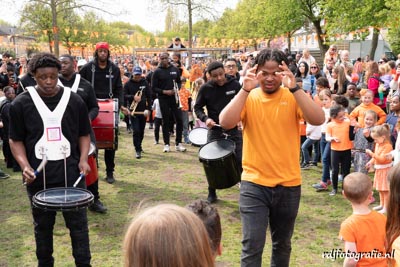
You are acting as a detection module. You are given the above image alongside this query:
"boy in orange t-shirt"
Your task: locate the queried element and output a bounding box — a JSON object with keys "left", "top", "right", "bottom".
{"left": 339, "top": 172, "right": 387, "bottom": 267}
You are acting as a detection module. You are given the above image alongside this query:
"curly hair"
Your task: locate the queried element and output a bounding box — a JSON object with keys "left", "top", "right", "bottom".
{"left": 254, "top": 48, "right": 288, "bottom": 71}
{"left": 28, "top": 52, "right": 61, "bottom": 74}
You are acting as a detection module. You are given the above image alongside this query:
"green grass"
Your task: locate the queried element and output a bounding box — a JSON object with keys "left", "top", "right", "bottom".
{"left": 0, "top": 126, "right": 361, "bottom": 266}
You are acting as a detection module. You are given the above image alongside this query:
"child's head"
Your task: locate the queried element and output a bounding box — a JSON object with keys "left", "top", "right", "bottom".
{"left": 194, "top": 78, "right": 205, "bottom": 91}
{"left": 186, "top": 200, "right": 222, "bottom": 257}
{"left": 363, "top": 110, "right": 377, "bottom": 128}
{"left": 370, "top": 124, "right": 391, "bottom": 143}
{"left": 319, "top": 89, "right": 332, "bottom": 108}
{"left": 389, "top": 95, "right": 400, "bottom": 114}
{"left": 123, "top": 204, "right": 214, "bottom": 267}
{"left": 346, "top": 83, "right": 358, "bottom": 98}
{"left": 378, "top": 63, "right": 390, "bottom": 75}
{"left": 343, "top": 172, "right": 372, "bottom": 204}
{"left": 359, "top": 89, "right": 373, "bottom": 105}
{"left": 316, "top": 77, "right": 330, "bottom": 93}
{"left": 330, "top": 105, "right": 346, "bottom": 121}
{"left": 333, "top": 95, "right": 349, "bottom": 109}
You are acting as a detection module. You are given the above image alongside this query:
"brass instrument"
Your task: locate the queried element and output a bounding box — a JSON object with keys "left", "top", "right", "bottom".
{"left": 173, "top": 80, "right": 183, "bottom": 109}
{"left": 130, "top": 86, "right": 145, "bottom": 115}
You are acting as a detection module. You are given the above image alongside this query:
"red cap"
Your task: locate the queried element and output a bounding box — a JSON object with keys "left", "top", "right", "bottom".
{"left": 95, "top": 42, "right": 109, "bottom": 51}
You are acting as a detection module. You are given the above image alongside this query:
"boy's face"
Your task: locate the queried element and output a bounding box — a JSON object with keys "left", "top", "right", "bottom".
{"left": 347, "top": 85, "right": 357, "bottom": 97}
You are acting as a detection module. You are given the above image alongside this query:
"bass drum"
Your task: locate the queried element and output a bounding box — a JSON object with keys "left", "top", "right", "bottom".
{"left": 199, "top": 139, "right": 241, "bottom": 189}
{"left": 92, "top": 98, "right": 119, "bottom": 150}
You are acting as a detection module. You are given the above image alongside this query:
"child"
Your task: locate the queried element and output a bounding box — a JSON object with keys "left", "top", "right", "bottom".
{"left": 387, "top": 120, "right": 400, "bottom": 165}
{"left": 366, "top": 124, "right": 393, "bottom": 213}
{"left": 339, "top": 172, "right": 387, "bottom": 267}
{"left": 301, "top": 120, "right": 322, "bottom": 169}
{"left": 313, "top": 89, "right": 333, "bottom": 191}
{"left": 179, "top": 78, "right": 192, "bottom": 144}
{"left": 325, "top": 105, "right": 355, "bottom": 196}
{"left": 345, "top": 82, "right": 360, "bottom": 114}
{"left": 349, "top": 89, "right": 387, "bottom": 128}
{"left": 353, "top": 110, "right": 376, "bottom": 174}
{"left": 385, "top": 163, "right": 400, "bottom": 266}
{"left": 151, "top": 97, "right": 163, "bottom": 145}
{"left": 192, "top": 78, "right": 206, "bottom": 128}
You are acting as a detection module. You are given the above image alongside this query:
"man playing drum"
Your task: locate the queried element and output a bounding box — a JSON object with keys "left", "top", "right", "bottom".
{"left": 9, "top": 52, "right": 92, "bottom": 266}
{"left": 59, "top": 54, "right": 108, "bottom": 214}
{"left": 79, "top": 42, "right": 125, "bottom": 184}
{"left": 194, "top": 61, "right": 242, "bottom": 203}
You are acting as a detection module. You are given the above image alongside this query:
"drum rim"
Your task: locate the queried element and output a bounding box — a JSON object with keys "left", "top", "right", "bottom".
{"left": 32, "top": 187, "right": 94, "bottom": 209}
{"left": 198, "top": 139, "right": 236, "bottom": 160}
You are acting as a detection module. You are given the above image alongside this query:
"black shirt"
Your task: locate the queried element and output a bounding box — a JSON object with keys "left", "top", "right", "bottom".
{"left": 123, "top": 78, "right": 152, "bottom": 112}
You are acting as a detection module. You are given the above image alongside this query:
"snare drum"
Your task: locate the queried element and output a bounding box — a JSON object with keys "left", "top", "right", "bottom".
{"left": 199, "top": 139, "right": 241, "bottom": 189}
{"left": 85, "top": 143, "right": 98, "bottom": 186}
{"left": 92, "top": 98, "right": 119, "bottom": 149}
{"left": 189, "top": 127, "right": 208, "bottom": 147}
{"left": 32, "top": 187, "right": 94, "bottom": 211}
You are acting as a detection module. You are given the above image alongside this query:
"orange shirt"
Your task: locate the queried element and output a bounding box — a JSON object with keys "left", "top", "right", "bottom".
{"left": 326, "top": 120, "right": 353, "bottom": 151}
{"left": 339, "top": 211, "right": 387, "bottom": 267}
{"left": 179, "top": 87, "right": 191, "bottom": 111}
{"left": 349, "top": 103, "right": 387, "bottom": 127}
{"left": 240, "top": 87, "right": 302, "bottom": 187}
{"left": 371, "top": 141, "right": 393, "bottom": 165}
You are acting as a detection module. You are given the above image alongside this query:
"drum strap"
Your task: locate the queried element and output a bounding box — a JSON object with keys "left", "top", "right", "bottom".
{"left": 27, "top": 86, "right": 71, "bottom": 160}
{"left": 58, "top": 74, "right": 81, "bottom": 93}
{"left": 91, "top": 63, "right": 114, "bottom": 99}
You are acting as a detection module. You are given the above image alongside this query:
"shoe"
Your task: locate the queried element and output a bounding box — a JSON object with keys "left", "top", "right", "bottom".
{"left": 0, "top": 172, "right": 10, "bottom": 179}
{"left": 89, "top": 199, "right": 108, "bottom": 214}
{"left": 106, "top": 173, "right": 115, "bottom": 184}
{"left": 154, "top": 141, "right": 159, "bottom": 145}
{"left": 175, "top": 143, "right": 187, "bottom": 152}
{"left": 329, "top": 189, "right": 337, "bottom": 196}
{"left": 326, "top": 180, "right": 332, "bottom": 186}
{"left": 301, "top": 163, "right": 311, "bottom": 169}
{"left": 310, "top": 162, "right": 318, "bottom": 167}
{"left": 135, "top": 151, "right": 141, "bottom": 159}
{"left": 163, "top": 144, "right": 170, "bottom": 153}
{"left": 314, "top": 182, "right": 328, "bottom": 192}
{"left": 207, "top": 188, "right": 218, "bottom": 203}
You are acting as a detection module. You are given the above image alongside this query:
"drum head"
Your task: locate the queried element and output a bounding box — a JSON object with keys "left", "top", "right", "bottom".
{"left": 199, "top": 139, "right": 235, "bottom": 161}
{"left": 33, "top": 187, "right": 94, "bottom": 211}
{"left": 189, "top": 128, "right": 208, "bottom": 146}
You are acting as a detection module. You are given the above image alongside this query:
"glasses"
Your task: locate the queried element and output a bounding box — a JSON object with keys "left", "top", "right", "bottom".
{"left": 310, "top": 66, "right": 318, "bottom": 69}
{"left": 378, "top": 61, "right": 384, "bottom": 64}
{"left": 224, "top": 64, "right": 236, "bottom": 69}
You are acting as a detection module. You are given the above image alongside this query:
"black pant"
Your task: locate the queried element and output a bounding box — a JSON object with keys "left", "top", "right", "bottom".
{"left": 104, "top": 149, "right": 115, "bottom": 174}
{"left": 27, "top": 186, "right": 91, "bottom": 267}
{"left": 159, "top": 97, "right": 183, "bottom": 145}
{"left": 331, "top": 149, "right": 352, "bottom": 190}
{"left": 153, "top": 117, "right": 162, "bottom": 142}
{"left": 130, "top": 114, "right": 146, "bottom": 152}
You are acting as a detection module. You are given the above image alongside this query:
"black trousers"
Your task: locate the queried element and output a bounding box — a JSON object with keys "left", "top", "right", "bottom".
{"left": 159, "top": 97, "right": 183, "bottom": 145}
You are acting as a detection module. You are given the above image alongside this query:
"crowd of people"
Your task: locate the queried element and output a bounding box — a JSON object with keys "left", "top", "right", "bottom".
{"left": 2, "top": 44, "right": 400, "bottom": 266}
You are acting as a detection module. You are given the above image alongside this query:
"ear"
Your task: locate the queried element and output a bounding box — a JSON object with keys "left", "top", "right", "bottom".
{"left": 342, "top": 190, "right": 347, "bottom": 199}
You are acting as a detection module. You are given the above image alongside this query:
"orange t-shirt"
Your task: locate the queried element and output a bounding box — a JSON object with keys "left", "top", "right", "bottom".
{"left": 339, "top": 211, "right": 387, "bottom": 267}
{"left": 349, "top": 103, "right": 387, "bottom": 127}
{"left": 326, "top": 120, "right": 353, "bottom": 151}
{"left": 240, "top": 87, "right": 302, "bottom": 187}
{"left": 179, "top": 88, "right": 191, "bottom": 111}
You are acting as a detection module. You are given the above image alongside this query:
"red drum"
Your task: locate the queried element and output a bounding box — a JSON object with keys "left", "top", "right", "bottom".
{"left": 92, "top": 98, "right": 119, "bottom": 149}
{"left": 85, "top": 143, "right": 98, "bottom": 186}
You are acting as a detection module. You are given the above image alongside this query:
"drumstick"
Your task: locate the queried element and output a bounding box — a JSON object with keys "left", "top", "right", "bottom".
{"left": 73, "top": 173, "right": 85, "bottom": 187}
{"left": 34, "top": 156, "right": 48, "bottom": 177}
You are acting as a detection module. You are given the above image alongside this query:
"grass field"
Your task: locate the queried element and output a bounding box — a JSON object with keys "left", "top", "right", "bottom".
{"left": 0, "top": 124, "right": 362, "bottom": 267}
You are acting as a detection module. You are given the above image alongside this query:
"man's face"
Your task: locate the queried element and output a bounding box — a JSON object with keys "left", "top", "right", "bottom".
{"left": 224, "top": 60, "right": 237, "bottom": 76}
{"left": 159, "top": 53, "right": 169, "bottom": 67}
{"left": 34, "top": 67, "right": 60, "bottom": 97}
{"left": 97, "top": 48, "right": 109, "bottom": 63}
{"left": 133, "top": 74, "right": 142, "bottom": 82}
{"left": 327, "top": 60, "right": 334, "bottom": 70}
{"left": 174, "top": 40, "right": 181, "bottom": 46}
{"left": 4, "top": 88, "right": 15, "bottom": 101}
{"left": 209, "top": 67, "right": 226, "bottom": 86}
{"left": 127, "top": 63, "right": 133, "bottom": 72}
{"left": 19, "top": 57, "right": 27, "bottom": 65}
{"left": 2, "top": 56, "right": 9, "bottom": 64}
{"left": 257, "top": 60, "right": 282, "bottom": 94}
{"left": 59, "top": 57, "right": 75, "bottom": 77}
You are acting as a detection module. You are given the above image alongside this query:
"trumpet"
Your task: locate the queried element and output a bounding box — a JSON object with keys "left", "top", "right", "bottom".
{"left": 173, "top": 80, "right": 182, "bottom": 109}
{"left": 130, "top": 86, "right": 145, "bottom": 115}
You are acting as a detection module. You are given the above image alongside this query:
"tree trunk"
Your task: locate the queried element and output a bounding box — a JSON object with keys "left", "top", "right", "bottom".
{"left": 51, "top": 0, "right": 59, "bottom": 57}
{"left": 187, "top": 0, "right": 192, "bottom": 68}
{"left": 312, "top": 20, "right": 328, "bottom": 58}
{"left": 369, "top": 29, "right": 379, "bottom": 60}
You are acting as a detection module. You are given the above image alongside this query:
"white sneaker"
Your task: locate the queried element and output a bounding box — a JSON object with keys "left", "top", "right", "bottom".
{"left": 163, "top": 144, "right": 170, "bottom": 152}
{"left": 175, "top": 143, "right": 186, "bottom": 152}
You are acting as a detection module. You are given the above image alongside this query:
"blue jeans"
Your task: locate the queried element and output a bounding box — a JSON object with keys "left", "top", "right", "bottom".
{"left": 240, "top": 181, "right": 301, "bottom": 267}
{"left": 301, "top": 138, "right": 319, "bottom": 163}
{"left": 320, "top": 134, "right": 331, "bottom": 183}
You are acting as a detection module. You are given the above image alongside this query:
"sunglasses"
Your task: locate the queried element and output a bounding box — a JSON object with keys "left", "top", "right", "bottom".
{"left": 224, "top": 64, "right": 236, "bottom": 69}
{"left": 378, "top": 61, "right": 384, "bottom": 64}
{"left": 310, "top": 66, "right": 318, "bottom": 69}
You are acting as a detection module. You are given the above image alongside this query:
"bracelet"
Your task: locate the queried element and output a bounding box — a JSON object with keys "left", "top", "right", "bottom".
{"left": 242, "top": 87, "right": 251, "bottom": 93}
{"left": 289, "top": 85, "right": 301, "bottom": 93}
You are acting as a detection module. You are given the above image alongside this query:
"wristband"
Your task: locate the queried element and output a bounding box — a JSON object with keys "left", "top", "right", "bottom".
{"left": 289, "top": 85, "right": 301, "bottom": 93}
{"left": 242, "top": 87, "right": 251, "bottom": 93}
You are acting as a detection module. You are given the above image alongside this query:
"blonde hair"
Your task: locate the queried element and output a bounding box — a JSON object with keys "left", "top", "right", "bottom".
{"left": 123, "top": 204, "right": 215, "bottom": 267}
{"left": 370, "top": 123, "right": 391, "bottom": 140}
{"left": 343, "top": 172, "right": 372, "bottom": 204}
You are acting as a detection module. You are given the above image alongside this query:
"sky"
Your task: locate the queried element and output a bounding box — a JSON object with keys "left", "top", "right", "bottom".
{"left": 2, "top": 0, "right": 239, "bottom": 33}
